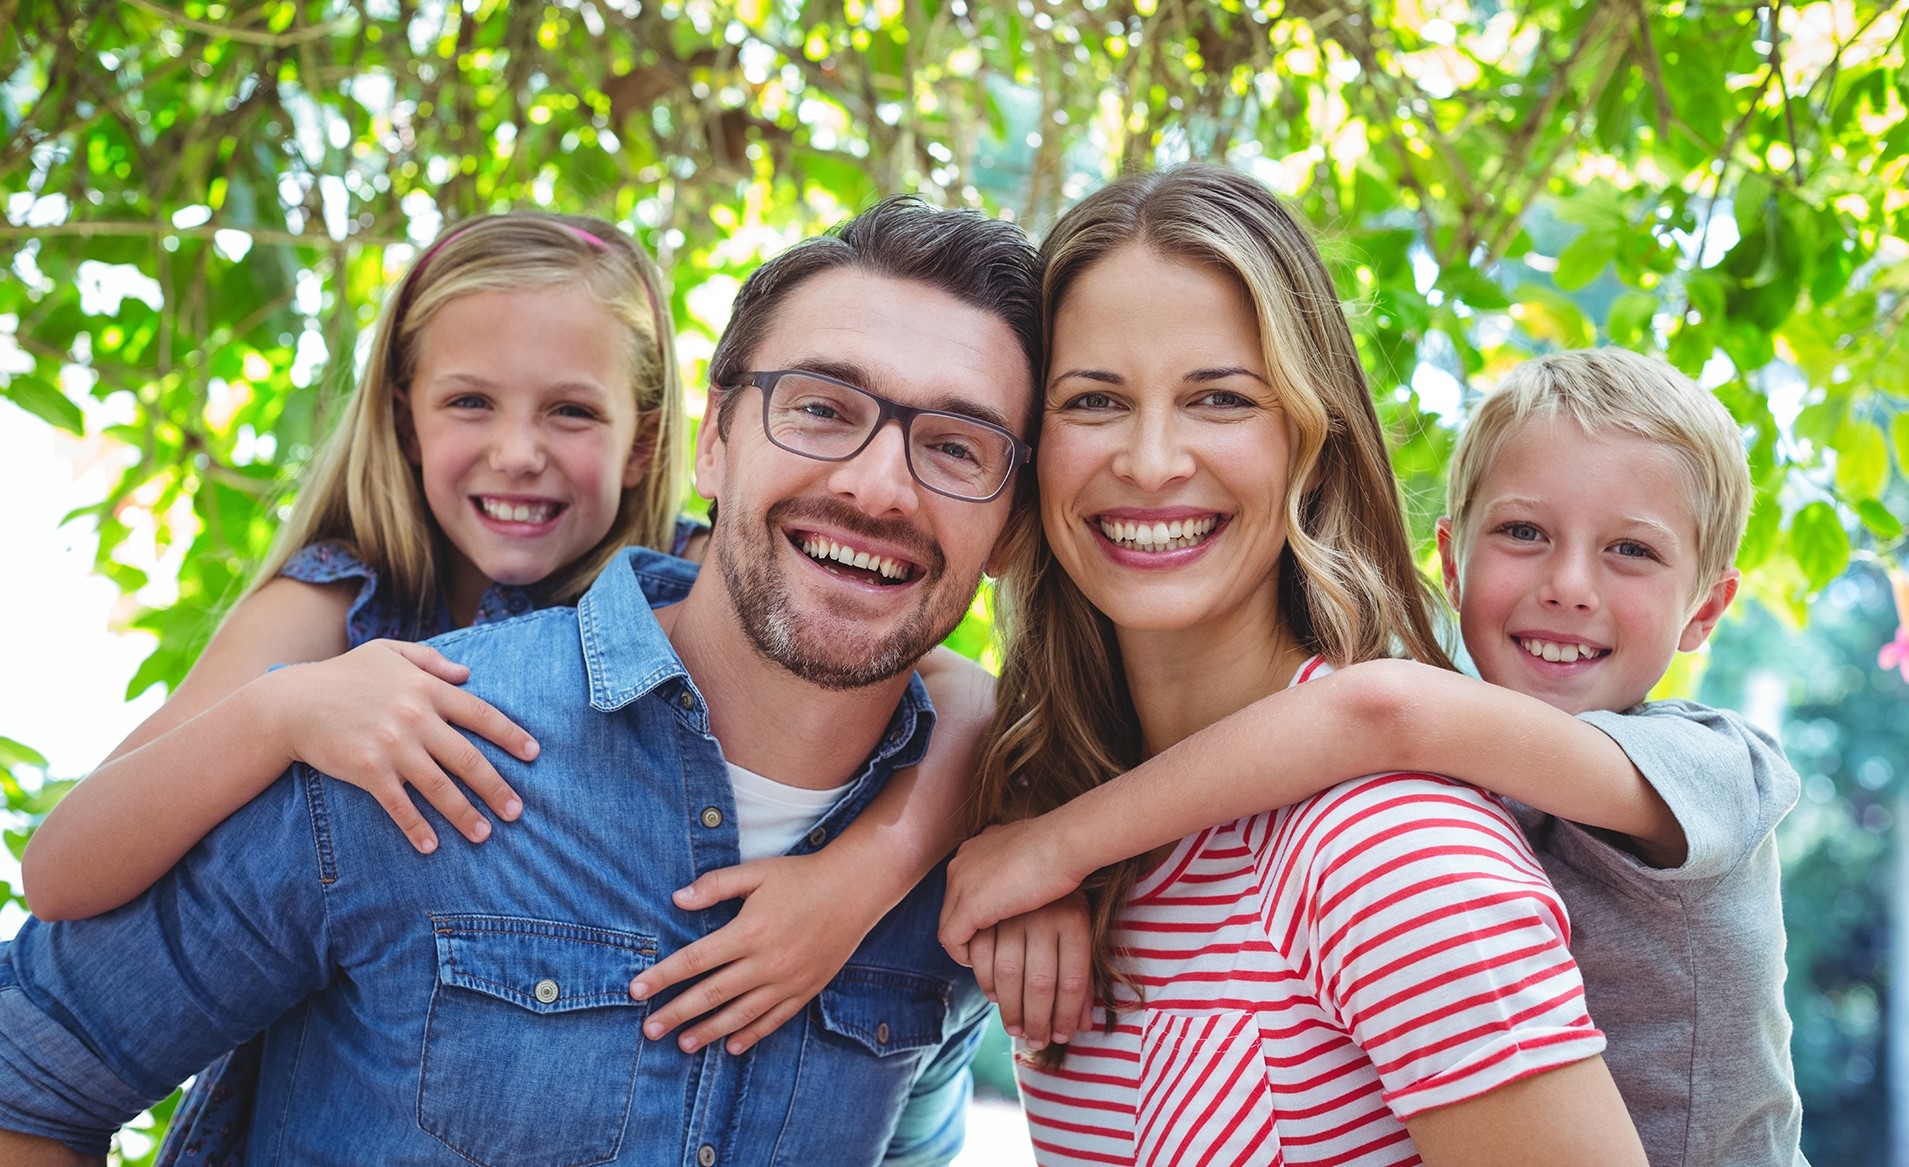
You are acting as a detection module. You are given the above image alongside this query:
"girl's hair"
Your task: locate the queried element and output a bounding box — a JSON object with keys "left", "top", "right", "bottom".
{"left": 251, "top": 212, "right": 685, "bottom": 618}
{"left": 975, "top": 164, "right": 1452, "bottom": 1037}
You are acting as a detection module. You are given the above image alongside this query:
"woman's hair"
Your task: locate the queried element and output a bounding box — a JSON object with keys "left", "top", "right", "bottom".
{"left": 976, "top": 164, "right": 1452, "bottom": 1037}
{"left": 250, "top": 211, "right": 686, "bottom": 619}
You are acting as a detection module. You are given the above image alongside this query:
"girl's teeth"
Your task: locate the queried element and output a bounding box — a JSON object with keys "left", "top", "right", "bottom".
{"left": 482, "top": 499, "right": 555, "bottom": 523}
{"left": 1098, "top": 516, "right": 1218, "bottom": 552}
{"left": 799, "top": 536, "right": 909, "bottom": 581}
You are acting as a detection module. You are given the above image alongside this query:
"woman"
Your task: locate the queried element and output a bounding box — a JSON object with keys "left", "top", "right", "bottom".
{"left": 974, "top": 165, "right": 1644, "bottom": 1165}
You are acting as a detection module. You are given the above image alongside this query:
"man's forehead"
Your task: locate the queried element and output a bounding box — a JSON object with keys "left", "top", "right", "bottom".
{"left": 750, "top": 267, "right": 1034, "bottom": 432}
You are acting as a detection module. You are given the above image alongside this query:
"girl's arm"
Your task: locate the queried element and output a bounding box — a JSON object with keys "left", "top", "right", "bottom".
{"left": 940, "top": 657, "right": 1682, "bottom": 961}
{"left": 627, "top": 645, "right": 993, "bottom": 1055}
{"left": 21, "top": 578, "right": 535, "bottom": 921}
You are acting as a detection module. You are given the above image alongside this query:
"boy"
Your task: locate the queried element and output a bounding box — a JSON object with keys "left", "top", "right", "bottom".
{"left": 939, "top": 347, "right": 1807, "bottom": 1167}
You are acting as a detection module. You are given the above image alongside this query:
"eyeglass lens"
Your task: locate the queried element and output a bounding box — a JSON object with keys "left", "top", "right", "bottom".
{"left": 762, "top": 373, "right": 1016, "bottom": 500}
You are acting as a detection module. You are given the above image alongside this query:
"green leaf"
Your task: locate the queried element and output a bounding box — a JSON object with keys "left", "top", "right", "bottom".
{"left": 1856, "top": 499, "right": 1904, "bottom": 541}
{"left": 4, "top": 376, "right": 85, "bottom": 434}
{"left": 1437, "top": 266, "right": 1509, "bottom": 310}
{"left": 1789, "top": 501, "right": 1850, "bottom": 589}
{"left": 1606, "top": 290, "right": 1659, "bottom": 346}
{"left": 0, "top": 737, "right": 49, "bottom": 770}
{"left": 1833, "top": 419, "right": 1889, "bottom": 501}
{"left": 1894, "top": 413, "right": 1909, "bottom": 477}
{"left": 1738, "top": 495, "right": 1780, "bottom": 570}
{"left": 1554, "top": 231, "right": 1615, "bottom": 291}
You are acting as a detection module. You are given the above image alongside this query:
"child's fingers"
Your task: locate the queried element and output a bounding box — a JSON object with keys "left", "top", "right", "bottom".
{"left": 721, "top": 995, "right": 810, "bottom": 1056}
{"left": 1051, "top": 919, "right": 1090, "bottom": 1046}
{"left": 366, "top": 775, "right": 439, "bottom": 855}
{"left": 407, "top": 735, "right": 493, "bottom": 845}
{"left": 390, "top": 640, "right": 472, "bottom": 684}
{"left": 670, "top": 861, "right": 771, "bottom": 912}
{"left": 671, "top": 984, "right": 777, "bottom": 1053}
{"left": 969, "top": 928, "right": 997, "bottom": 1002}
{"left": 990, "top": 926, "right": 1028, "bottom": 1038}
{"left": 631, "top": 927, "right": 748, "bottom": 1007}
{"left": 441, "top": 687, "right": 540, "bottom": 764}
{"left": 1017, "top": 928, "right": 1059, "bottom": 1050}
{"left": 936, "top": 887, "right": 979, "bottom": 965}
{"left": 640, "top": 962, "right": 752, "bottom": 1040}
{"left": 426, "top": 710, "right": 524, "bottom": 822}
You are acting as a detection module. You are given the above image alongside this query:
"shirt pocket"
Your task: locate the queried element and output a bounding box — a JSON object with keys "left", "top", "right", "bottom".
{"left": 420, "top": 915, "right": 656, "bottom": 1167}
{"left": 1137, "top": 1009, "right": 1284, "bottom": 1167}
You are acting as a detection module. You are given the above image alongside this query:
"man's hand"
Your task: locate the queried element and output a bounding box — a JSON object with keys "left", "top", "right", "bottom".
{"left": 629, "top": 853, "right": 886, "bottom": 1055}
{"left": 0, "top": 1129, "right": 102, "bottom": 1167}
{"left": 939, "top": 818, "right": 1091, "bottom": 966}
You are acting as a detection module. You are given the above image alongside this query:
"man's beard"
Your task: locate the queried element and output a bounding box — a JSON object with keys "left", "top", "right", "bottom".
{"left": 716, "top": 496, "right": 977, "bottom": 690}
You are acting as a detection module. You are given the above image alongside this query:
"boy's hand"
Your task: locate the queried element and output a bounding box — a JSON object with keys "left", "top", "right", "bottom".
{"left": 630, "top": 853, "right": 881, "bottom": 1055}
{"left": 274, "top": 640, "right": 534, "bottom": 852}
{"left": 971, "top": 894, "right": 1093, "bottom": 1051}
{"left": 940, "top": 818, "right": 1090, "bottom": 966}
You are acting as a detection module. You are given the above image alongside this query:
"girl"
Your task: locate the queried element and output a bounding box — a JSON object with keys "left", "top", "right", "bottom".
{"left": 22, "top": 211, "right": 992, "bottom": 1159}
{"left": 966, "top": 166, "right": 1643, "bottom": 1165}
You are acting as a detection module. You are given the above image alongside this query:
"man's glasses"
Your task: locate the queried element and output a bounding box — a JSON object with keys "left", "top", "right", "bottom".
{"left": 729, "top": 370, "right": 1031, "bottom": 503}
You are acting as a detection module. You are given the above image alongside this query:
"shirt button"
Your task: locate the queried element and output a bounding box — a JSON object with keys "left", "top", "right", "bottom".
{"left": 697, "top": 1145, "right": 716, "bottom": 1167}
{"left": 678, "top": 689, "right": 695, "bottom": 710}
{"left": 806, "top": 826, "right": 828, "bottom": 847}
{"left": 876, "top": 1021, "right": 891, "bottom": 1044}
{"left": 700, "top": 807, "right": 724, "bottom": 829}
{"left": 534, "top": 979, "right": 559, "bottom": 1004}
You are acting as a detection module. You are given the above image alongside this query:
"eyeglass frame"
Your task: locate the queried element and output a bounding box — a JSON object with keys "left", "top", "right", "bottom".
{"left": 725, "top": 369, "right": 1034, "bottom": 503}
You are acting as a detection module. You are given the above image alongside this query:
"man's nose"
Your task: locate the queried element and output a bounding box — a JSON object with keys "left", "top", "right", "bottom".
{"left": 826, "top": 420, "right": 922, "bottom": 518}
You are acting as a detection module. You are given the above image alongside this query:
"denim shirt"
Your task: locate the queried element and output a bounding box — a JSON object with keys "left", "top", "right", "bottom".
{"left": 0, "top": 548, "right": 989, "bottom": 1166}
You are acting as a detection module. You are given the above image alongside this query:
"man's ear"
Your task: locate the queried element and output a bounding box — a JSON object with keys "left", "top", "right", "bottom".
{"left": 393, "top": 388, "right": 421, "bottom": 465}
{"left": 692, "top": 392, "right": 728, "bottom": 502}
{"left": 622, "top": 410, "right": 661, "bottom": 490}
{"left": 1678, "top": 567, "right": 1740, "bottom": 652}
{"left": 1435, "top": 517, "right": 1462, "bottom": 607}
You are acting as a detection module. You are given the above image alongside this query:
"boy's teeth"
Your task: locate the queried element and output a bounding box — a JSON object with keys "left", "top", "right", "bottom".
{"left": 481, "top": 498, "right": 556, "bottom": 523}
{"left": 799, "top": 536, "right": 910, "bottom": 581}
{"left": 1098, "top": 516, "right": 1218, "bottom": 551}
{"left": 1520, "top": 637, "right": 1603, "bottom": 663}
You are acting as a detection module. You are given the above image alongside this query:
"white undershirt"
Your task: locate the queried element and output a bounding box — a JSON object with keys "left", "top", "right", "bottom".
{"left": 726, "top": 761, "right": 854, "bottom": 862}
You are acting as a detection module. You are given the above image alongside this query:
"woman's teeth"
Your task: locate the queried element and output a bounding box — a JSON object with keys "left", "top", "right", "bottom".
{"left": 1520, "top": 637, "right": 1606, "bottom": 664}
{"left": 480, "top": 498, "right": 557, "bottom": 523}
{"left": 801, "top": 536, "right": 910, "bottom": 581}
{"left": 1099, "top": 516, "right": 1217, "bottom": 551}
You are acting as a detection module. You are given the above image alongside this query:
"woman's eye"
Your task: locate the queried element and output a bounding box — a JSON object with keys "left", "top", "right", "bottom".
{"left": 1059, "top": 391, "right": 1115, "bottom": 411}
{"left": 1199, "top": 389, "right": 1253, "bottom": 408}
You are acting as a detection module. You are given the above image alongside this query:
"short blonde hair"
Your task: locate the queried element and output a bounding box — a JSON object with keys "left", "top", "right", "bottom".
{"left": 1446, "top": 348, "right": 1751, "bottom": 595}
{"left": 251, "top": 212, "right": 686, "bottom": 620}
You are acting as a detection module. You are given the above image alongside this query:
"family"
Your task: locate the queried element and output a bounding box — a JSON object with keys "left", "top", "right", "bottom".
{"left": 0, "top": 164, "right": 1805, "bottom": 1166}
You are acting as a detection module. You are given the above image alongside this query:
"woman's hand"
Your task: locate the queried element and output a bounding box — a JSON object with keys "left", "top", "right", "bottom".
{"left": 270, "top": 639, "right": 535, "bottom": 852}
{"left": 629, "top": 853, "right": 884, "bottom": 1055}
{"left": 970, "top": 893, "right": 1093, "bottom": 1051}
{"left": 939, "top": 817, "right": 1091, "bottom": 966}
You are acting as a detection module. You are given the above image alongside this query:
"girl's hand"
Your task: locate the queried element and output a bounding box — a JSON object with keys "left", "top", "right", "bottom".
{"left": 970, "top": 894, "right": 1093, "bottom": 1051}
{"left": 939, "top": 817, "right": 1090, "bottom": 966}
{"left": 629, "top": 853, "right": 880, "bottom": 1055}
{"left": 271, "top": 639, "right": 536, "bottom": 853}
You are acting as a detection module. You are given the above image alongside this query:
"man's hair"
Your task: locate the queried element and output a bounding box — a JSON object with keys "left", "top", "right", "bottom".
{"left": 1446, "top": 347, "right": 1753, "bottom": 597}
{"left": 705, "top": 196, "right": 1043, "bottom": 438}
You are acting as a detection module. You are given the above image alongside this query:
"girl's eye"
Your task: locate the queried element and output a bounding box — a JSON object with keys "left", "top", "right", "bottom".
{"left": 447, "top": 394, "right": 489, "bottom": 410}
{"left": 554, "top": 403, "right": 602, "bottom": 420}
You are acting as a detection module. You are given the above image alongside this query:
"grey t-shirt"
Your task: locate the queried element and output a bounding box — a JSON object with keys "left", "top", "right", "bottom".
{"left": 1508, "top": 699, "right": 1807, "bottom": 1167}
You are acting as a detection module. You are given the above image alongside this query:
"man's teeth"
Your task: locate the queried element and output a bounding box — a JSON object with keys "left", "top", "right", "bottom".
{"left": 480, "top": 498, "right": 557, "bottom": 523}
{"left": 801, "top": 536, "right": 910, "bottom": 580}
{"left": 1519, "top": 637, "right": 1606, "bottom": 664}
{"left": 1098, "top": 516, "right": 1218, "bottom": 551}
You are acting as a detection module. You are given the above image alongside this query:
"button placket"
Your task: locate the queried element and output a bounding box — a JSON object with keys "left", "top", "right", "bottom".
{"left": 700, "top": 806, "right": 724, "bottom": 829}
{"left": 697, "top": 1144, "right": 717, "bottom": 1166}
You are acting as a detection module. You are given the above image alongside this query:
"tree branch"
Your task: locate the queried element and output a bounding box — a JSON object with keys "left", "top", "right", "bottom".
{"left": 120, "top": 0, "right": 352, "bottom": 47}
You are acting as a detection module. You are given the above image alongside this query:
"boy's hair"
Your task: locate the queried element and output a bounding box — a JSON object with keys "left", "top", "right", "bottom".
{"left": 704, "top": 195, "right": 1044, "bottom": 439}
{"left": 1446, "top": 348, "right": 1752, "bottom": 597}
{"left": 250, "top": 212, "right": 686, "bottom": 620}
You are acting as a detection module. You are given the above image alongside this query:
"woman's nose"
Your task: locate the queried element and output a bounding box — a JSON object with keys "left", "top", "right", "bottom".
{"left": 1110, "top": 410, "right": 1196, "bottom": 491}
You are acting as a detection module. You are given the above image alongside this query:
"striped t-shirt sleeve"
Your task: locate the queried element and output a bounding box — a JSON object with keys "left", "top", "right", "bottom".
{"left": 1268, "top": 773, "right": 1606, "bottom": 1120}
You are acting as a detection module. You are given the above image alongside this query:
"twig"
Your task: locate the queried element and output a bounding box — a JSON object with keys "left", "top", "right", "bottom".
{"left": 121, "top": 0, "right": 351, "bottom": 46}
{"left": 0, "top": 220, "right": 407, "bottom": 249}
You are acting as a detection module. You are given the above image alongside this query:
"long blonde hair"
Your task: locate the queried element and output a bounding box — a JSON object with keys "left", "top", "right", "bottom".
{"left": 977, "top": 165, "right": 1452, "bottom": 1030}
{"left": 251, "top": 212, "right": 686, "bottom": 621}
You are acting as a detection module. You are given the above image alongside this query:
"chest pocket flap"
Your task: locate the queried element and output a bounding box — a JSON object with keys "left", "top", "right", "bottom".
{"left": 816, "top": 965, "right": 952, "bottom": 1057}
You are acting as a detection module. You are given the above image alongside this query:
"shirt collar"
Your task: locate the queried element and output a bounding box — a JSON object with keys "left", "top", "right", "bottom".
{"left": 578, "top": 547, "right": 699, "bottom": 712}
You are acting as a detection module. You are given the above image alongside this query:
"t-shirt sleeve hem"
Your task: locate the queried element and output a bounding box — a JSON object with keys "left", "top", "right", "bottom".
{"left": 1383, "top": 1027, "right": 1608, "bottom": 1121}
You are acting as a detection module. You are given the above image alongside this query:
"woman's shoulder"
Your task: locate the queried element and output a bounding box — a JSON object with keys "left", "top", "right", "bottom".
{"left": 1269, "top": 771, "right": 1538, "bottom": 877}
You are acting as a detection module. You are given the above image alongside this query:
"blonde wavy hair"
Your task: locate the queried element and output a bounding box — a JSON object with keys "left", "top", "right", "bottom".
{"left": 975, "top": 165, "right": 1453, "bottom": 1033}
{"left": 249, "top": 211, "right": 686, "bottom": 621}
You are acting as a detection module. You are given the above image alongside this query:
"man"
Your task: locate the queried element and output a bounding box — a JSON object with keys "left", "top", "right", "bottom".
{"left": 0, "top": 196, "right": 1041, "bottom": 1166}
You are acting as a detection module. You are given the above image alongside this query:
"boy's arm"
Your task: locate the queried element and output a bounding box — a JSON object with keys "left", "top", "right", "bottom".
{"left": 628, "top": 647, "right": 990, "bottom": 1054}
{"left": 940, "top": 657, "right": 1682, "bottom": 960}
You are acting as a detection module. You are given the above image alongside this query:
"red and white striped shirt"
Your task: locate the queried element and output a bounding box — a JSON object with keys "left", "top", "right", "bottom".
{"left": 1018, "top": 659, "right": 1605, "bottom": 1167}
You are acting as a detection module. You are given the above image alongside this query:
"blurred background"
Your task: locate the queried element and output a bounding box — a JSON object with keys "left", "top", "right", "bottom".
{"left": 2, "top": 1, "right": 1906, "bottom": 1162}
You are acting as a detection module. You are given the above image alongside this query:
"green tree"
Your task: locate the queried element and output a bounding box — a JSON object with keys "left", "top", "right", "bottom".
{"left": 3, "top": 1, "right": 1908, "bottom": 1159}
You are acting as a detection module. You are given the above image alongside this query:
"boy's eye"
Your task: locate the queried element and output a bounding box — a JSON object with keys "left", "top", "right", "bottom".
{"left": 1500, "top": 522, "right": 1542, "bottom": 542}
{"left": 1612, "top": 540, "right": 1661, "bottom": 561}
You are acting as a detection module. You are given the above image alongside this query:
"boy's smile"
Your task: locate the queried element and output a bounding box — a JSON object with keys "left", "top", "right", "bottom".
{"left": 1439, "top": 416, "right": 1738, "bottom": 716}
